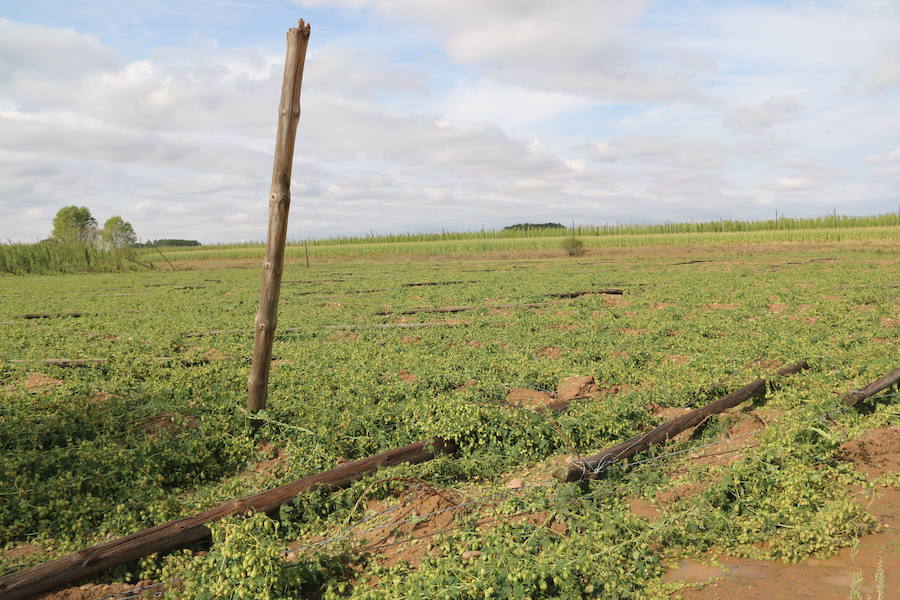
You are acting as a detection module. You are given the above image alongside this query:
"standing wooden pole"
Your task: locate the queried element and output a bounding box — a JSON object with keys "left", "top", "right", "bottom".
{"left": 304, "top": 238, "right": 310, "bottom": 268}
{"left": 248, "top": 20, "right": 311, "bottom": 412}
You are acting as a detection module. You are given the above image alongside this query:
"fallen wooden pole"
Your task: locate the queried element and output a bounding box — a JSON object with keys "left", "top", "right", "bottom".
{"left": 19, "top": 311, "right": 137, "bottom": 319}
{"left": 322, "top": 322, "right": 458, "bottom": 330}
{"left": 546, "top": 289, "right": 623, "bottom": 298}
{"left": 553, "top": 362, "right": 809, "bottom": 482}
{"left": 375, "top": 302, "right": 548, "bottom": 316}
{"left": 182, "top": 322, "right": 463, "bottom": 337}
{"left": 0, "top": 437, "right": 454, "bottom": 600}
{"left": 247, "top": 20, "right": 311, "bottom": 412}
{"left": 843, "top": 366, "right": 900, "bottom": 406}
{"left": 401, "top": 280, "right": 479, "bottom": 287}
{"left": 21, "top": 312, "right": 90, "bottom": 319}
{"left": 7, "top": 358, "right": 107, "bottom": 367}
{"left": 5, "top": 357, "right": 227, "bottom": 368}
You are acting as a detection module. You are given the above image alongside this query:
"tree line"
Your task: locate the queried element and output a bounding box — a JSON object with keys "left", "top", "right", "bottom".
{"left": 47, "top": 206, "right": 201, "bottom": 249}
{"left": 49, "top": 206, "right": 136, "bottom": 249}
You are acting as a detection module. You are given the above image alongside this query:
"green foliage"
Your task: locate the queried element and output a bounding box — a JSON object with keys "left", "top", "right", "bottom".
{"left": 560, "top": 237, "right": 585, "bottom": 256}
{"left": 160, "top": 513, "right": 290, "bottom": 600}
{"left": 0, "top": 240, "right": 897, "bottom": 597}
{"left": 0, "top": 240, "right": 145, "bottom": 275}
{"left": 101, "top": 216, "right": 137, "bottom": 249}
{"left": 51, "top": 206, "right": 97, "bottom": 245}
{"left": 141, "top": 218, "right": 899, "bottom": 263}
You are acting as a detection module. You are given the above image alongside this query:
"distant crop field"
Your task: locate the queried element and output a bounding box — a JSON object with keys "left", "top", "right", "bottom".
{"left": 148, "top": 224, "right": 899, "bottom": 264}
{"left": 0, "top": 238, "right": 897, "bottom": 598}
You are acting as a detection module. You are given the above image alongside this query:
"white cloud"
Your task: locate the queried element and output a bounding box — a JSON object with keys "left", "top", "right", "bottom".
{"left": 771, "top": 177, "right": 816, "bottom": 191}
{"left": 2, "top": 3, "right": 899, "bottom": 243}
{"left": 725, "top": 97, "right": 802, "bottom": 134}
{"left": 296, "top": 0, "right": 706, "bottom": 101}
{"left": 866, "top": 148, "right": 900, "bottom": 165}
{"left": 871, "top": 43, "right": 900, "bottom": 91}
{"left": 438, "top": 78, "right": 590, "bottom": 130}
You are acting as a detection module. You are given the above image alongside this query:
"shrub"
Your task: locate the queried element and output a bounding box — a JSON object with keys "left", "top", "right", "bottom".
{"left": 560, "top": 236, "right": 585, "bottom": 256}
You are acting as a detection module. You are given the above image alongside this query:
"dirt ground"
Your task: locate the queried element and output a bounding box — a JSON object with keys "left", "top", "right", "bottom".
{"left": 665, "top": 426, "right": 899, "bottom": 600}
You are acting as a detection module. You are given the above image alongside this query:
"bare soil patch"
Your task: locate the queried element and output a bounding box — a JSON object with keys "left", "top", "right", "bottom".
{"left": 507, "top": 375, "right": 603, "bottom": 411}
{"left": 145, "top": 412, "right": 198, "bottom": 438}
{"left": 328, "top": 331, "right": 359, "bottom": 341}
{"left": 705, "top": 303, "right": 736, "bottom": 310}
{"left": 397, "top": 370, "right": 419, "bottom": 383}
{"left": 837, "top": 425, "right": 900, "bottom": 478}
{"left": 555, "top": 375, "right": 599, "bottom": 400}
{"left": 673, "top": 426, "right": 900, "bottom": 599}
{"left": 3, "top": 543, "right": 42, "bottom": 561}
{"left": 506, "top": 388, "right": 555, "bottom": 409}
{"left": 535, "top": 346, "right": 562, "bottom": 358}
{"left": 253, "top": 442, "right": 288, "bottom": 477}
{"left": 25, "top": 373, "right": 63, "bottom": 391}
{"left": 628, "top": 497, "right": 661, "bottom": 520}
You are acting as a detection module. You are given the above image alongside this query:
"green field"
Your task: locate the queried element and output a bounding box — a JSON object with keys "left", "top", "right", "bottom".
{"left": 1, "top": 237, "right": 897, "bottom": 599}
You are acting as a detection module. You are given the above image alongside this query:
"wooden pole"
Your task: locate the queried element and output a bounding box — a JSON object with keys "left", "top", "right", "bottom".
{"left": 0, "top": 437, "right": 454, "bottom": 600}
{"left": 843, "top": 366, "right": 900, "bottom": 406}
{"left": 553, "top": 362, "right": 809, "bottom": 482}
{"left": 248, "top": 21, "right": 311, "bottom": 412}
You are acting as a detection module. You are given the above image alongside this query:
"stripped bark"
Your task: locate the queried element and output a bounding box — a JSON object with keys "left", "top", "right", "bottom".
{"left": 248, "top": 21, "right": 310, "bottom": 412}
{"left": 553, "top": 362, "right": 810, "bottom": 482}
{"left": 0, "top": 437, "right": 454, "bottom": 600}
{"left": 843, "top": 366, "right": 900, "bottom": 406}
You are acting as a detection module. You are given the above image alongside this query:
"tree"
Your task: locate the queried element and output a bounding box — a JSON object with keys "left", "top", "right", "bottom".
{"left": 51, "top": 206, "right": 98, "bottom": 245}
{"left": 100, "top": 216, "right": 137, "bottom": 249}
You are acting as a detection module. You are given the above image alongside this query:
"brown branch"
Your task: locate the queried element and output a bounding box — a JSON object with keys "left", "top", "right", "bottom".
{"left": 0, "top": 437, "right": 454, "bottom": 600}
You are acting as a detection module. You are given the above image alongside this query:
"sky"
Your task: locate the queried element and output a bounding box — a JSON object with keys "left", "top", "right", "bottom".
{"left": 1, "top": 0, "right": 899, "bottom": 243}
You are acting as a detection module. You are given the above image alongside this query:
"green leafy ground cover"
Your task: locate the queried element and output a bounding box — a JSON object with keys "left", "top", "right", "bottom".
{"left": 0, "top": 238, "right": 897, "bottom": 598}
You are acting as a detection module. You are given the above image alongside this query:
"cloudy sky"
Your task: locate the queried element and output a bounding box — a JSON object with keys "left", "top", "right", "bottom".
{"left": 2, "top": 1, "right": 899, "bottom": 243}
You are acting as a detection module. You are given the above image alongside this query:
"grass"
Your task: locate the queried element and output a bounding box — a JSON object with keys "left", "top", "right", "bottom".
{"left": 0, "top": 241, "right": 146, "bottom": 275}
{"left": 0, "top": 236, "right": 897, "bottom": 598}
{"left": 146, "top": 225, "right": 898, "bottom": 264}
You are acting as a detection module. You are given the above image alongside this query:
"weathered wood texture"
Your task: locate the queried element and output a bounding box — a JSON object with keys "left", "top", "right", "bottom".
{"left": 0, "top": 437, "right": 454, "bottom": 600}
{"left": 400, "top": 280, "right": 479, "bottom": 287}
{"left": 7, "top": 358, "right": 107, "bottom": 367}
{"left": 843, "top": 366, "right": 900, "bottom": 406}
{"left": 374, "top": 302, "right": 548, "bottom": 316}
{"left": 554, "top": 362, "right": 810, "bottom": 482}
{"left": 248, "top": 21, "right": 311, "bottom": 412}
{"left": 546, "top": 289, "right": 623, "bottom": 298}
